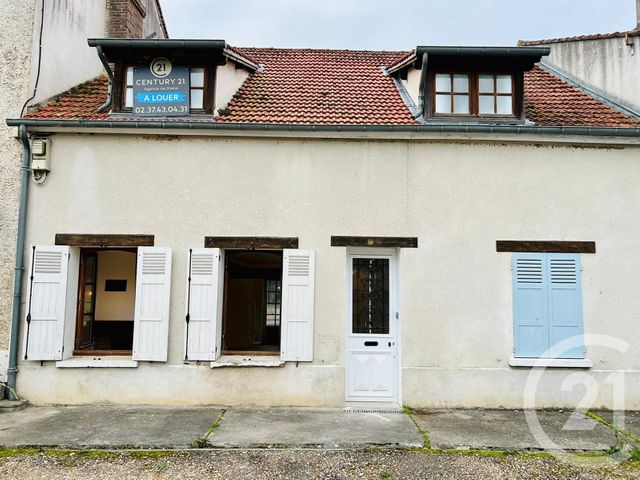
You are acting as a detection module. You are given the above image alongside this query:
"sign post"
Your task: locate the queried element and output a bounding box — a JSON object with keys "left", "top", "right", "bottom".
{"left": 133, "top": 58, "right": 190, "bottom": 116}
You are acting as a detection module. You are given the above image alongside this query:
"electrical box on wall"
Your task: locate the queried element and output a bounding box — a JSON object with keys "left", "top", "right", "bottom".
{"left": 31, "top": 137, "right": 50, "bottom": 171}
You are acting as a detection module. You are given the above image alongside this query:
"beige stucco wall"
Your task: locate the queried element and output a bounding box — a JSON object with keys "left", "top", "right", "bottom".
{"left": 541, "top": 36, "right": 640, "bottom": 112}
{"left": 0, "top": 0, "right": 37, "bottom": 357}
{"left": 15, "top": 132, "right": 640, "bottom": 409}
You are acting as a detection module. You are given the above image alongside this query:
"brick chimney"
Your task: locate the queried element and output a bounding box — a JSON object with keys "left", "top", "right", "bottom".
{"left": 106, "top": 0, "right": 147, "bottom": 38}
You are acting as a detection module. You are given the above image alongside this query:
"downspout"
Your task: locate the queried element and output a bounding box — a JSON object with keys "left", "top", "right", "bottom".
{"left": 417, "top": 52, "right": 428, "bottom": 120}
{"left": 6, "top": 125, "right": 31, "bottom": 400}
{"left": 96, "top": 45, "right": 114, "bottom": 113}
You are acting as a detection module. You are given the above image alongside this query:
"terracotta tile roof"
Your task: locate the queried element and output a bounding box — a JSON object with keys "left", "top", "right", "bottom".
{"left": 523, "top": 65, "right": 640, "bottom": 128}
{"left": 23, "top": 47, "right": 640, "bottom": 129}
{"left": 217, "top": 48, "right": 416, "bottom": 125}
{"left": 519, "top": 29, "right": 640, "bottom": 46}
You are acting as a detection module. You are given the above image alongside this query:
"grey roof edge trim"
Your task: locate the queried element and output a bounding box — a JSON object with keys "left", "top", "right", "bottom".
{"left": 539, "top": 63, "right": 640, "bottom": 120}
{"left": 391, "top": 76, "right": 421, "bottom": 119}
{"left": 87, "top": 38, "right": 226, "bottom": 50}
{"left": 416, "top": 45, "right": 551, "bottom": 57}
{"left": 6, "top": 118, "right": 640, "bottom": 138}
{"left": 223, "top": 47, "right": 259, "bottom": 71}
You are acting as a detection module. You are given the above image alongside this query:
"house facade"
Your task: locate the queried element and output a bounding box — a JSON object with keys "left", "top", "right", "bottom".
{"left": 0, "top": 0, "right": 167, "bottom": 390}
{"left": 5, "top": 38, "right": 640, "bottom": 409}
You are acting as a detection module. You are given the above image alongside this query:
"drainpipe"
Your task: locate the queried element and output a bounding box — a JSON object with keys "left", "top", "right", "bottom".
{"left": 96, "top": 45, "right": 114, "bottom": 113}
{"left": 6, "top": 125, "right": 31, "bottom": 400}
{"left": 417, "top": 52, "right": 428, "bottom": 119}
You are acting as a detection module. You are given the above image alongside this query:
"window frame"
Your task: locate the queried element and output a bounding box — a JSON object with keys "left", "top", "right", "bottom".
{"left": 429, "top": 71, "right": 517, "bottom": 119}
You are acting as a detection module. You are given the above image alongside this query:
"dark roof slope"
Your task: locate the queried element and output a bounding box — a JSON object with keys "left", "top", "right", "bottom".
{"left": 23, "top": 47, "right": 640, "bottom": 128}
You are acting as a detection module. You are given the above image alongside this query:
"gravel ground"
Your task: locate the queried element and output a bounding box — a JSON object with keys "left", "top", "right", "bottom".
{"left": 0, "top": 449, "right": 638, "bottom": 480}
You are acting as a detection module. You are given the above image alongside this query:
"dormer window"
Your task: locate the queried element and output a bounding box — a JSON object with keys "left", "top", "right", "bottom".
{"left": 391, "top": 45, "right": 550, "bottom": 124}
{"left": 432, "top": 73, "right": 515, "bottom": 117}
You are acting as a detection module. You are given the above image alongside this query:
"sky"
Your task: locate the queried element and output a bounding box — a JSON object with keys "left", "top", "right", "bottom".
{"left": 159, "top": 0, "right": 638, "bottom": 50}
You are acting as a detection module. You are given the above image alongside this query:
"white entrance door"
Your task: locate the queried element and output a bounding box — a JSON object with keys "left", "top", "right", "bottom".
{"left": 346, "top": 252, "right": 399, "bottom": 403}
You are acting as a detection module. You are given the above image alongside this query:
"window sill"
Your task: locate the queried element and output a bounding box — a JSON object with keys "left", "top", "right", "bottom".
{"left": 56, "top": 356, "right": 138, "bottom": 368}
{"left": 509, "top": 357, "right": 593, "bottom": 369}
{"left": 210, "top": 355, "right": 285, "bottom": 368}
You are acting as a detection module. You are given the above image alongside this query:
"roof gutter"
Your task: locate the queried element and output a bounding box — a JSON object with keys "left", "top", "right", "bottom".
{"left": 6, "top": 118, "right": 640, "bottom": 138}
{"left": 96, "top": 45, "right": 114, "bottom": 113}
{"left": 87, "top": 38, "right": 226, "bottom": 50}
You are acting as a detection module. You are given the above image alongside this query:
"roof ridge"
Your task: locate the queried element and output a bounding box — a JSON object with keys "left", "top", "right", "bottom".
{"left": 519, "top": 28, "right": 640, "bottom": 46}
{"left": 234, "top": 46, "right": 410, "bottom": 55}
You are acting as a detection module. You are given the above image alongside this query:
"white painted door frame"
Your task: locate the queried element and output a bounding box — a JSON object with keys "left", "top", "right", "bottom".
{"left": 345, "top": 248, "right": 401, "bottom": 404}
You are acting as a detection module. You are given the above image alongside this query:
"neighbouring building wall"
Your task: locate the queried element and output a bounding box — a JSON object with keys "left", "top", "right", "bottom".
{"left": 540, "top": 36, "right": 640, "bottom": 112}
{"left": 107, "top": 0, "right": 167, "bottom": 39}
{"left": 27, "top": 0, "right": 108, "bottom": 106}
{"left": 0, "top": 0, "right": 37, "bottom": 364}
{"left": 15, "top": 133, "right": 640, "bottom": 409}
{"left": 142, "top": 0, "right": 168, "bottom": 39}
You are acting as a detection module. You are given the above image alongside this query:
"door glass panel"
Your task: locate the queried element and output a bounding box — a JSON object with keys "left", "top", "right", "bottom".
{"left": 352, "top": 258, "right": 389, "bottom": 334}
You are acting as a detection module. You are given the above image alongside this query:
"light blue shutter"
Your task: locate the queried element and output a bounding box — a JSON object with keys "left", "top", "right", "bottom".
{"left": 512, "top": 253, "right": 548, "bottom": 357}
{"left": 547, "top": 253, "right": 584, "bottom": 359}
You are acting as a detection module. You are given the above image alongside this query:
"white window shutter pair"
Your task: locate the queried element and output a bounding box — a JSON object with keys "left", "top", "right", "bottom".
{"left": 183, "top": 248, "right": 315, "bottom": 362}
{"left": 24, "top": 246, "right": 173, "bottom": 362}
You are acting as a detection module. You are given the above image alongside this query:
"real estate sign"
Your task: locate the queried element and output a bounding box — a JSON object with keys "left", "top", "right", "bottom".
{"left": 133, "top": 58, "right": 189, "bottom": 116}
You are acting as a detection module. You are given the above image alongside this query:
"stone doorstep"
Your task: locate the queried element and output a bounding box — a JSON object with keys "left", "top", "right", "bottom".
{"left": 0, "top": 400, "right": 29, "bottom": 413}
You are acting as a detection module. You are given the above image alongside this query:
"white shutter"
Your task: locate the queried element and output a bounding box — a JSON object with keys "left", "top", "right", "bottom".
{"left": 280, "top": 249, "right": 315, "bottom": 361}
{"left": 23, "top": 245, "right": 69, "bottom": 361}
{"left": 132, "top": 247, "right": 172, "bottom": 361}
{"left": 184, "top": 248, "right": 221, "bottom": 361}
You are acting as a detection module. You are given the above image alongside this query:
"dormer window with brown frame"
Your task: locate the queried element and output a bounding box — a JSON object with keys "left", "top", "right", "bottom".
{"left": 392, "top": 45, "right": 551, "bottom": 124}
{"left": 87, "top": 38, "right": 259, "bottom": 119}
{"left": 432, "top": 72, "right": 515, "bottom": 117}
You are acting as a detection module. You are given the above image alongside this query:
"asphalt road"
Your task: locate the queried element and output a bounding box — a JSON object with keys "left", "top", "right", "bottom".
{"left": 0, "top": 449, "right": 638, "bottom": 480}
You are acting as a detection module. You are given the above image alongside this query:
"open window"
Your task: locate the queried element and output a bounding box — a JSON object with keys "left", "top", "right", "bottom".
{"left": 222, "top": 251, "right": 283, "bottom": 355}
{"left": 184, "top": 246, "right": 315, "bottom": 362}
{"left": 75, "top": 249, "right": 137, "bottom": 355}
{"left": 23, "top": 244, "right": 172, "bottom": 363}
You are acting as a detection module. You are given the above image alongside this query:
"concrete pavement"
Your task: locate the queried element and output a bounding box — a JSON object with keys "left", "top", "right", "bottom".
{"left": 0, "top": 404, "right": 634, "bottom": 453}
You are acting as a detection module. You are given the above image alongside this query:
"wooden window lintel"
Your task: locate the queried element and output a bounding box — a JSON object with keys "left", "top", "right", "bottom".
{"left": 204, "top": 236, "right": 299, "bottom": 249}
{"left": 55, "top": 234, "right": 154, "bottom": 247}
{"left": 331, "top": 236, "right": 418, "bottom": 248}
{"left": 496, "top": 240, "right": 596, "bottom": 254}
